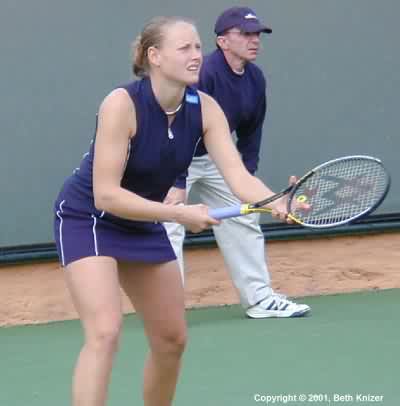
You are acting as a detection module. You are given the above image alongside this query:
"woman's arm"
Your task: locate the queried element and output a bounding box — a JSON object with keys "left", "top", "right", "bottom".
{"left": 200, "top": 92, "right": 290, "bottom": 221}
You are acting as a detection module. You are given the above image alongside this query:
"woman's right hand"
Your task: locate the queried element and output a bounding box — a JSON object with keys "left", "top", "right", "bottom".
{"left": 176, "top": 204, "right": 220, "bottom": 233}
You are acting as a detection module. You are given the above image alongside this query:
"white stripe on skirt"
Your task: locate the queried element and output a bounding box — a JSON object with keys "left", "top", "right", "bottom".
{"left": 91, "top": 214, "right": 99, "bottom": 256}
{"left": 56, "top": 200, "right": 66, "bottom": 266}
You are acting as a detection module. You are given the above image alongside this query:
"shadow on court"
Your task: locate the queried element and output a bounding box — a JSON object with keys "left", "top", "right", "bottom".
{"left": 1, "top": 289, "right": 398, "bottom": 405}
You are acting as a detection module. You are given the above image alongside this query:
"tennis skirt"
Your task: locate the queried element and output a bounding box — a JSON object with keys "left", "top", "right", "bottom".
{"left": 53, "top": 201, "right": 176, "bottom": 267}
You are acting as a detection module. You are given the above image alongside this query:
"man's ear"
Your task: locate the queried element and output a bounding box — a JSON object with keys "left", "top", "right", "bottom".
{"left": 216, "top": 36, "right": 228, "bottom": 51}
{"left": 147, "top": 46, "right": 161, "bottom": 67}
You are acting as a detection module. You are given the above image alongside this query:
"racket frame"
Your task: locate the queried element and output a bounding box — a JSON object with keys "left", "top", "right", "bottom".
{"left": 241, "top": 155, "right": 391, "bottom": 228}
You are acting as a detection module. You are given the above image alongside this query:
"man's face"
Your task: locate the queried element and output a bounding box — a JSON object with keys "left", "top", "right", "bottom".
{"left": 219, "top": 28, "right": 262, "bottom": 63}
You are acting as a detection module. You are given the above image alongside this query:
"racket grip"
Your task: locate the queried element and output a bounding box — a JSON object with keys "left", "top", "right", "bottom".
{"left": 209, "top": 205, "right": 242, "bottom": 220}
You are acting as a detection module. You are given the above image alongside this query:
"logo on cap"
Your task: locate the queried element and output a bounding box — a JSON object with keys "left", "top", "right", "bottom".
{"left": 244, "top": 13, "right": 257, "bottom": 20}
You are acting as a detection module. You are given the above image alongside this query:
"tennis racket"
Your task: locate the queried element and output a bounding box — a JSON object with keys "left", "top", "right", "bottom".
{"left": 209, "top": 155, "right": 390, "bottom": 229}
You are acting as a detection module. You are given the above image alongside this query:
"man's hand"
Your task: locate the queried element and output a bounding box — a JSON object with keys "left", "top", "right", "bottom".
{"left": 164, "top": 187, "right": 187, "bottom": 206}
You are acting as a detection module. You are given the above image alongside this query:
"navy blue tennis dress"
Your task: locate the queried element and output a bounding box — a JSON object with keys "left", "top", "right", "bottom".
{"left": 54, "top": 77, "right": 203, "bottom": 266}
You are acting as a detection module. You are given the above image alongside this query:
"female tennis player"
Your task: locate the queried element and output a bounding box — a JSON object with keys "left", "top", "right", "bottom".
{"left": 53, "top": 16, "right": 291, "bottom": 406}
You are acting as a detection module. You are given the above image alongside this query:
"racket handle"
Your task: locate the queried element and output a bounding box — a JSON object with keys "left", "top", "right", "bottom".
{"left": 209, "top": 205, "right": 242, "bottom": 220}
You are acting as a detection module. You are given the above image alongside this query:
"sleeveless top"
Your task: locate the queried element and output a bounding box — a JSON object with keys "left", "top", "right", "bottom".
{"left": 56, "top": 77, "right": 203, "bottom": 231}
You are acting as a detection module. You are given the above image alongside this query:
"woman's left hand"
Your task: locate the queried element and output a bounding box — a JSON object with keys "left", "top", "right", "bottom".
{"left": 270, "top": 198, "right": 290, "bottom": 223}
{"left": 269, "top": 176, "right": 309, "bottom": 224}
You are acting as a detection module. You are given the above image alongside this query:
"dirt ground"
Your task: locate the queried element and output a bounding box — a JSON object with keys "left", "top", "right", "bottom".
{"left": 1, "top": 232, "right": 400, "bottom": 327}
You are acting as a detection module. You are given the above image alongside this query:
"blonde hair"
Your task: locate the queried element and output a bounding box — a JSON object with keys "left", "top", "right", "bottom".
{"left": 131, "top": 16, "right": 195, "bottom": 77}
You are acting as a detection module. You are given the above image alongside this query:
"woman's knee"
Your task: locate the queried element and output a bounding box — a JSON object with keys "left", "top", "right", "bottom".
{"left": 150, "top": 326, "right": 188, "bottom": 358}
{"left": 85, "top": 313, "right": 123, "bottom": 353}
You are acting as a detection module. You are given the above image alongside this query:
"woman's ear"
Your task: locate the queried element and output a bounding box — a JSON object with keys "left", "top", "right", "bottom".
{"left": 147, "top": 46, "right": 161, "bottom": 68}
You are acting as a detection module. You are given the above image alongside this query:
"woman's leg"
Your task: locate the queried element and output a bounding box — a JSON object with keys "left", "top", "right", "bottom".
{"left": 119, "top": 260, "right": 186, "bottom": 406}
{"left": 65, "top": 256, "right": 123, "bottom": 406}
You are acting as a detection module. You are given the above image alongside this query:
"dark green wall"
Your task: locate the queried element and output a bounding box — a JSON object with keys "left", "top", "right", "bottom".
{"left": 1, "top": 0, "right": 399, "bottom": 246}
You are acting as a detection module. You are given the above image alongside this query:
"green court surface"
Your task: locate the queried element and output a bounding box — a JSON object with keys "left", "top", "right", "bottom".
{"left": 1, "top": 289, "right": 398, "bottom": 405}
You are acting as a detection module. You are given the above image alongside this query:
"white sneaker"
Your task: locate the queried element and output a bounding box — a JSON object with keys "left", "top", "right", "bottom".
{"left": 246, "top": 293, "right": 311, "bottom": 319}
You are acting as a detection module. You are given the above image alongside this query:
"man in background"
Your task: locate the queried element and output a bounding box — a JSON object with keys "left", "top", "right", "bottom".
{"left": 165, "top": 7, "right": 311, "bottom": 319}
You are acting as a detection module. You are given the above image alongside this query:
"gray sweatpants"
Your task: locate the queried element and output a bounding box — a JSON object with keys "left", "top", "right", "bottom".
{"left": 164, "top": 154, "right": 272, "bottom": 309}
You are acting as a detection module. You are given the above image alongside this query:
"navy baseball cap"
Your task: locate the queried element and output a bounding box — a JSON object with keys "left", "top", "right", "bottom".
{"left": 214, "top": 6, "right": 272, "bottom": 35}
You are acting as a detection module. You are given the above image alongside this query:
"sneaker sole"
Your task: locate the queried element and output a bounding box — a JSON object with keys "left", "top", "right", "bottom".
{"left": 246, "top": 308, "right": 311, "bottom": 319}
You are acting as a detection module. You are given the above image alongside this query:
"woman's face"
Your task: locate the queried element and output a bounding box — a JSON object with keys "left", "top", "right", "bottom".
{"left": 151, "top": 22, "right": 203, "bottom": 85}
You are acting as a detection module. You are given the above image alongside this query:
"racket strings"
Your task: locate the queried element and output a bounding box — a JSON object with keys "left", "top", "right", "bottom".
{"left": 291, "top": 158, "right": 389, "bottom": 227}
